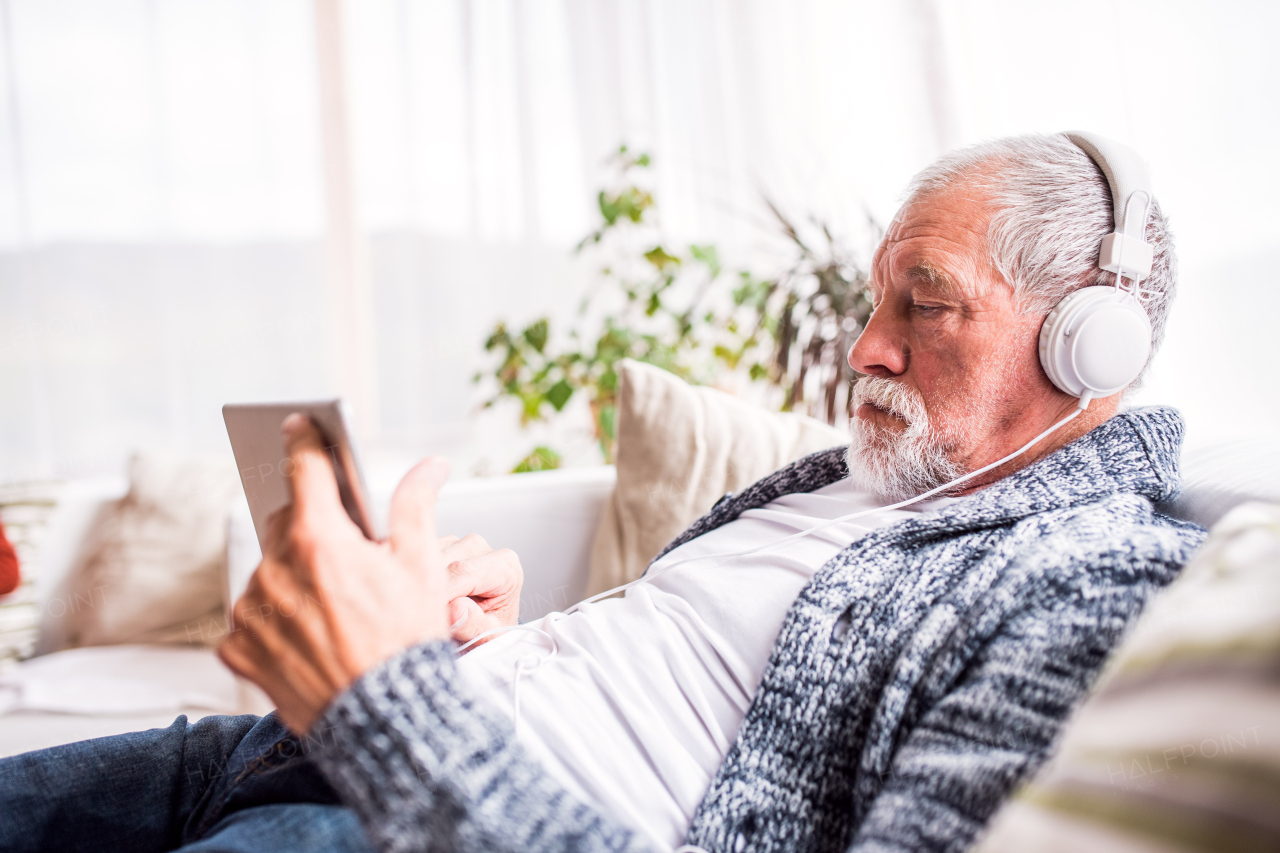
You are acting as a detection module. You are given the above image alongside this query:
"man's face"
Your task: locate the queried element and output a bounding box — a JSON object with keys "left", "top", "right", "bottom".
{"left": 845, "top": 184, "right": 1058, "bottom": 499}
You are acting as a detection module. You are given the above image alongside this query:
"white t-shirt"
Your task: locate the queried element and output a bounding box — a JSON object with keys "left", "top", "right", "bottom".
{"left": 457, "top": 477, "right": 957, "bottom": 850}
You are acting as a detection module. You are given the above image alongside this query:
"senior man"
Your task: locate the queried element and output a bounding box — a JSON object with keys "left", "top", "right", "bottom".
{"left": 0, "top": 133, "right": 1206, "bottom": 853}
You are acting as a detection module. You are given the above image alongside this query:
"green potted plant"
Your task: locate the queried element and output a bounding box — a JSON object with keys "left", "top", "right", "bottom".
{"left": 477, "top": 146, "right": 878, "bottom": 470}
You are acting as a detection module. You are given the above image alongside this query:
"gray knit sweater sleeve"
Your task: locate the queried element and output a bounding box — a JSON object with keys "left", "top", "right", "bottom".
{"left": 847, "top": 538, "right": 1186, "bottom": 852}
{"left": 311, "top": 640, "right": 659, "bottom": 853}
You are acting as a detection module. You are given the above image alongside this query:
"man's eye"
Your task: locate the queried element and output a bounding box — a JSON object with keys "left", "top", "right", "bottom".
{"left": 912, "top": 303, "right": 942, "bottom": 316}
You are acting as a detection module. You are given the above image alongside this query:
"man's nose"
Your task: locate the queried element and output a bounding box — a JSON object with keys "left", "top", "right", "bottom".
{"left": 848, "top": 308, "right": 906, "bottom": 377}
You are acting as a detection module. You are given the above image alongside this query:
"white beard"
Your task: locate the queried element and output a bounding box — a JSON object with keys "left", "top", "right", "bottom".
{"left": 845, "top": 377, "right": 963, "bottom": 501}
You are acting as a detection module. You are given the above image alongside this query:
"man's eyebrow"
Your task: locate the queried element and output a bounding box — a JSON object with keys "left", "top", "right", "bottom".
{"left": 903, "top": 263, "right": 963, "bottom": 299}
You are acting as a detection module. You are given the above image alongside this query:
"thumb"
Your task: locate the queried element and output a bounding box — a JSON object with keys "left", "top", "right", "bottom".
{"left": 388, "top": 457, "right": 451, "bottom": 569}
{"left": 448, "top": 596, "right": 487, "bottom": 643}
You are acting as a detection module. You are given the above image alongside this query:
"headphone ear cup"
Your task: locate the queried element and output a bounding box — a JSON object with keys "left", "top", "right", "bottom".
{"left": 1039, "top": 286, "right": 1152, "bottom": 399}
{"left": 1038, "top": 301, "right": 1071, "bottom": 395}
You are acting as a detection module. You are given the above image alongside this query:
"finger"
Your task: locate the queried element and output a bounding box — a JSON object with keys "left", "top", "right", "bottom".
{"left": 281, "top": 413, "right": 347, "bottom": 526}
{"left": 440, "top": 533, "right": 492, "bottom": 563}
{"left": 217, "top": 634, "right": 259, "bottom": 682}
{"left": 228, "top": 569, "right": 268, "bottom": 634}
{"left": 447, "top": 548, "right": 521, "bottom": 601}
{"left": 219, "top": 575, "right": 335, "bottom": 729}
{"left": 448, "top": 596, "right": 488, "bottom": 643}
{"left": 216, "top": 632, "right": 322, "bottom": 734}
{"left": 219, "top": 580, "right": 281, "bottom": 679}
{"left": 217, "top": 621, "right": 282, "bottom": 686}
{"left": 263, "top": 505, "right": 293, "bottom": 560}
{"left": 230, "top": 584, "right": 280, "bottom": 640}
{"left": 220, "top": 628, "right": 259, "bottom": 676}
{"left": 388, "top": 456, "right": 451, "bottom": 568}
{"left": 448, "top": 598, "right": 471, "bottom": 633}
{"left": 437, "top": 534, "right": 461, "bottom": 549}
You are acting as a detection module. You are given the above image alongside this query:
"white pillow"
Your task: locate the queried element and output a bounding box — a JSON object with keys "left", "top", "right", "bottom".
{"left": 1159, "top": 437, "right": 1280, "bottom": 528}
{"left": 61, "top": 452, "right": 240, "bottom": 648}
{"left": 587, "top": 360, "right": 849, "bottom": 595}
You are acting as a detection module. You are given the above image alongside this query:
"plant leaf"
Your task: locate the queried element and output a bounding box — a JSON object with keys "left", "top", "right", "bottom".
{"left": 546, "top": 379, "right": 573, "bottom": 411}
{"left": 512, "top": 445, "right": 562, "bottom": 474}
{"left": 689, "top": 244, "right": 721, "bottom": 278}
{"left": 523, "top": 318, "right": 550, "bottom": 353}
{"left": 644, "top": 245, "right": 681, "bottom": 270}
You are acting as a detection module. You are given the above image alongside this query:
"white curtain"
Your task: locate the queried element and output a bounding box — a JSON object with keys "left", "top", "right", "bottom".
{"left": 2, "top": 0, "right": 1277, "bottom": 480}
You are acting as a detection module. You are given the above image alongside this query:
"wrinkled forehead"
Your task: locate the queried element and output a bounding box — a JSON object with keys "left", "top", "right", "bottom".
{"left": 870, "top": 183, "right": 997, "bottom": 296}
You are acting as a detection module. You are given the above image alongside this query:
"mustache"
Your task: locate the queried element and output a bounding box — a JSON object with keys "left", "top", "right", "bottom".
{"left": 852, "top": 377, "right": 928, "bottom": 426}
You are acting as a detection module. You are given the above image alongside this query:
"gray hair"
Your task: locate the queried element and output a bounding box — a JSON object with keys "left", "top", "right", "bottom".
{"left": 904, "top": 133, "right": 1176, "bottom": 383}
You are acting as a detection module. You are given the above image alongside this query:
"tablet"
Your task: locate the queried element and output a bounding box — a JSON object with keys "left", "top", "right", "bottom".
{"left": 222, "top": 400, "right": 377, "bottom": 550}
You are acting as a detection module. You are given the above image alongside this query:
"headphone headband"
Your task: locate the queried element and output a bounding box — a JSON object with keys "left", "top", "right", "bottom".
{"left": 1064, "top": 131, "right": 1156, "bottom": 279}
{"left": 1064, "top": 132, "right": 1152, "bottom": 235}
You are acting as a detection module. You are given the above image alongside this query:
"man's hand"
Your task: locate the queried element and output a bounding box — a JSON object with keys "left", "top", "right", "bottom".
{"left": 440, "top": 535, "right": 523, "bottom": 645}
{"left": 217, "top": 414, "right": 452, "bottom": 734}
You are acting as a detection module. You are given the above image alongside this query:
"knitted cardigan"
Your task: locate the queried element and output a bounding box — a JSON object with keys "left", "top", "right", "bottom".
{"left": 313, "top": 406, "right": 1206, "bottom": 853}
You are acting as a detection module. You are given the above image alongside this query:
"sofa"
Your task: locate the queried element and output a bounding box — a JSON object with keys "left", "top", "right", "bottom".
{"left": 0, "top": 465, "right": 616, "bottom": 758}
{"left": 1, "top": 359, "right": 1277, "bottom": 850}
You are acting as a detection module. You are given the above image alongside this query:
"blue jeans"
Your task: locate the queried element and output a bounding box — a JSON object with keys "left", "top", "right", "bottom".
{"left": 0, "top": 712, "right": 373, "bottom": 852}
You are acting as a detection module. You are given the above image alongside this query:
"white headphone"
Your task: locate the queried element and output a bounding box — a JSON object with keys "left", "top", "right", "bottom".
{"left": 1038, "top": 132, "right": 1156, "bottom": 409}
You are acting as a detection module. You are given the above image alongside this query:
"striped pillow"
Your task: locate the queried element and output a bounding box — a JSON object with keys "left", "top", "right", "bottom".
{"left": 976, "top": 501, "right": 1280, "bottom": 853}
{"left": 0, "top": 481, "right": 63, "bottom": 670}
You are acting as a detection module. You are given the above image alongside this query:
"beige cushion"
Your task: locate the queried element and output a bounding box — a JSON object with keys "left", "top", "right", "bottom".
{"left": 62, "top": 453, "right": 240, "bottom": 648}
{"left": 587, "top": 360, "right": 848, "bottom": 596}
